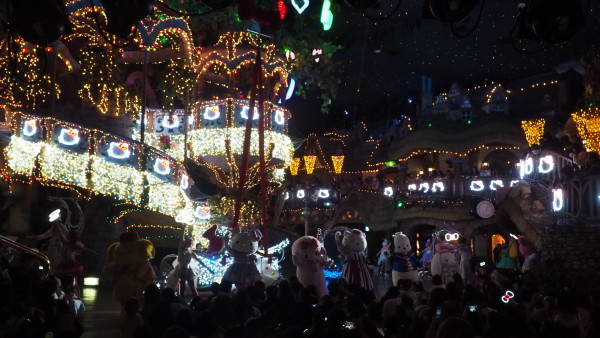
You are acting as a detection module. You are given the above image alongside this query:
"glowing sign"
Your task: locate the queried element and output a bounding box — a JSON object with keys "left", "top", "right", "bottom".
{"left": 318, "top": 189, "right": 330, "bottom": 198}
{"left": 538, "top": 155, "right": 554, "bottom": 174}
{"left": 241, "top": 106, "right": 259, "bottom": 120}
{"left": 153, "top": 159, "right": 171, "bottom": 175}
{"left": 383, "top": 186, "right": 394, "bottom": 197}
{"left": 489, "top": 180, "right": 504, "bottom": 190}
{"left": 291, "top": 0, "right": 309, "bottom": 14}
{"left": 501, "top": 290, "right": 515, "bottom": 304}
{"left": 520, "top": 157, "right": 534, "bottom": 178}
{"left": 407, "top": 184, "right": 417, "bottom": 191}
{"left": 285, "top": 192, "right": 290, "bottom": 200}
{"left": 58, "top": 128, "right": 80, "bottom": 145}
{"left": 418, "top": 183, "right": 430, "bottom": 193}
{"left": 23, "top": 119, "right": 38, "bottom": 136}
{"left": 552, "top": 189, "right": 564, "bottom": 211}
{"left": 203, "top": 106, "right": 220, "bottom": 120}
{"left": 470, "top": 180, "right": 484, "bottom": 191}
{"left": 107, "top": 142, "right": 131, "bottom": 159}
{"left": 432, "top": 182, "right": 444, "bottom": 192}
{"left": 274, "top": 110, "right": 285, "bottom": 125}
{"left": 297, "top": 189, "right": 306, "bottom": 199}
{"left": 510, "top": 180, "right": 520, "bottom": 187}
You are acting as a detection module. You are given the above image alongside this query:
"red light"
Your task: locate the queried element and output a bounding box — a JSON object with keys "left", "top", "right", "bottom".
{"left": 278, "top": 0, "right": 286, "bottom": 20}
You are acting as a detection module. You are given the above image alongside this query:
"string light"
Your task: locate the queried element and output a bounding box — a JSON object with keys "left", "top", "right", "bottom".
{"left": 304, "top": 155, "right": 317, "bottom": 174}
{"left": 572, "top": 107, "right": 600, "bottom": 153}
{"left": 521, "top": 118, "right": 545, "bottom": 147}
{"left": 331, "top": 155, "right": 344, "bottom": 174}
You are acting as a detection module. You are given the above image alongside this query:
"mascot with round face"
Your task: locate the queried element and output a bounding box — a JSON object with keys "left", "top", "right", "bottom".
{"left": 223, "top": 228, "right": 262, "bottom": 289}
{"left": 388, "top": 232, "right": 421, "bottom": 285}
{"left": 430, "top": 232, "right": 460, "bottom": 284}
{"left": 104, "top": 231, "right": 156, "bottom": 305}
{"left": 335, "top": 229, "right": 374, "bottom": 291}
{"left": 292, "top": 236, "right": 333, "bottom": 298}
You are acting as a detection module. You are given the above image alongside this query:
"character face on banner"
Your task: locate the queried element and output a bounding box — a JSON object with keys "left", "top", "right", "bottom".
{"left": 107, "top": 142, "right": 131, "bottom": 159}
{"left": 241, "top": 106, "right": 259, "bottom": 120}
{"left": 195, "top": 204, "right": 211, "bottom": 221}
{"left": 204, "top": 106, "right": 221, "bottom": 120}
{"left": 57, "top": 128, "right": 80, "bottom": 146}
{"left": 153, "top": 159, "right": 171, "bottom": 175}
{"left": 23, "top": 119, "right": 38, "bottom": 136}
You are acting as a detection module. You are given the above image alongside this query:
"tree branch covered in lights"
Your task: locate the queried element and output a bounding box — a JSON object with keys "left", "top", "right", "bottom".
{"left": 572, "top": 107, "right": 600, "bottom": 153}
{"left": 157, "top": 58, "right": 198, "bottom": 111}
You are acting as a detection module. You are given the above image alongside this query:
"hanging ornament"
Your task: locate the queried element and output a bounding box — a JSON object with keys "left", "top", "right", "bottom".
{"left": 278, "top": 0, "right": 286, "bottom": 20}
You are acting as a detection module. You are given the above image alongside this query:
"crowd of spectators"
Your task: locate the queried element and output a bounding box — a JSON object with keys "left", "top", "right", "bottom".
{"left": 3, "top": 247, "right": 600, "bottom": 338}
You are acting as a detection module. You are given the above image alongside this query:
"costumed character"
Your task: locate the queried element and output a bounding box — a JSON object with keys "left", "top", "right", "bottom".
{"left": 54, "top": 230, "right": 87, "bottom": 290}
{"left": 387, "top": 232, "right": 421, "bottom": 285}
{"left": 104, "top": 232, "right": 156, "bottom": 305}
{"left": 430, "top": 233, "right": 459, "bottom": 283}
{"left": 420, "top": 239, "right": 434, "bottom": 268}
{"left": 177, "top": 237, "right": 210, "bottom": 297}
{"left": 335, "top": 229, "right": 374, "bottom": 291}
{"left": 223, "top": 228, "right": 262, "bottom": 289}
{"left": 292, "top": 236, "right": 333, "bottom": 298}
{"left": 518, "top": 235, "right": 537, "bottom": 272}
{"left": 496, "top": 243, "right": 515, "bottom": 271}
{"left": 457, "top": 237, "right": 472, "bottom": 284}
{"left": 376, "top": 239, "right": 391, "bottom": 277}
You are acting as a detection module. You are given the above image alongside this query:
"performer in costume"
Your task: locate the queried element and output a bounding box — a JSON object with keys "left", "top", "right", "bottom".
{"left": 335, "top": 229, "right": 374, "bottom": 291}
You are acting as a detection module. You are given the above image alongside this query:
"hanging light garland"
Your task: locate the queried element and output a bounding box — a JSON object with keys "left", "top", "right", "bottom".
{"left": 521, "top": 118, "right": 545, "bottom": 147}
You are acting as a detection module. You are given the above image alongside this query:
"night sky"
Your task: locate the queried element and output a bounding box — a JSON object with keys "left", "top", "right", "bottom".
{"left": 287, "top": 0, "right": 600, "bottom": 135}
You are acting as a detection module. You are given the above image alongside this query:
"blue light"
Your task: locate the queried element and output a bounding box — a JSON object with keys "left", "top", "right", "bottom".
{"left": 344, "top": 110, "right": 349, "bottom": 115}
{"left": 408, "top": 98, "right": 413, "bottom": 104}
{"left": 323, "top": 269, "right": 343, "bottom": 279}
